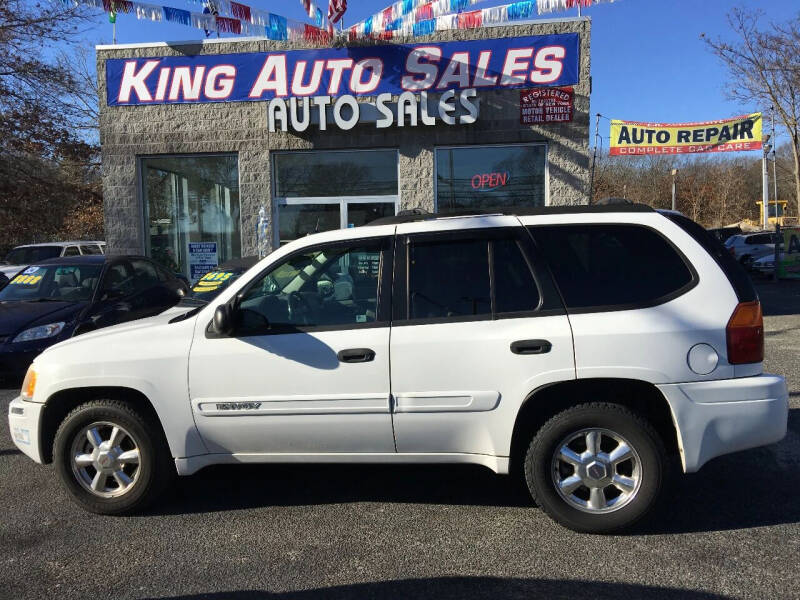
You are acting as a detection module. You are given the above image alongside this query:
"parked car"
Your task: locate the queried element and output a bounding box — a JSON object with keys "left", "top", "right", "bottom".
{"left": 184, "top": 256, "right": 259, "bottom": 305}
{"left": 724, "top": 232, "right": 778, "bottom": 267}
{"left": 0, "top": 255, "right": 184, "bottom": 380}
{"left": 707, "top": 226, "right": 741, "bottom": 244}
{"left": 8, "top": 206, "right": 788, "bottom": 533}
{"left": 751, "top": 252, "right": 784, "bottom": 275}
{"left": 1, "top": 242, "right": 106, "bottom": 278}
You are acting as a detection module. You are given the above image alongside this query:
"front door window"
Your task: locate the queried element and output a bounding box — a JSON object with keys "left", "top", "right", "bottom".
{"left": 238, "top": 240, "right": 384, "bottom": 332}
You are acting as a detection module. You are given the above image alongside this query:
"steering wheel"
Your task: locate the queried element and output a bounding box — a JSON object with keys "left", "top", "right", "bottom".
{"left": 287, "top": 291, "right": 313, "bottom": 324}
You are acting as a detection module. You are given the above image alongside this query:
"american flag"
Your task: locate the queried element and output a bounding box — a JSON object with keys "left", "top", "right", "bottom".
{"left": 328, "top": 0, "right": 347, "bottom": 25}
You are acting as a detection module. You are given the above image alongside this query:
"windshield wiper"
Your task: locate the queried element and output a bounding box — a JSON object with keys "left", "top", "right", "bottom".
{"left": 169, "top": 304, "right": 205, "bottom": 324}
{"left": 25, "top": 297, "right": 64, "bottom": 302}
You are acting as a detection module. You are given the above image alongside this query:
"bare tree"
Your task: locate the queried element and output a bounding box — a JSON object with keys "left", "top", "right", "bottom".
{"left": 704, "top": 9, "right": 800, "bottom": 218}
{"left": 0, "top": 0, "right": 102, "bottom": 252}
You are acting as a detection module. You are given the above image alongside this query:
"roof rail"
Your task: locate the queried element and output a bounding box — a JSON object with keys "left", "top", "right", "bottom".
{"left": 368, "top": 203, "right": 654, "bottom": 226}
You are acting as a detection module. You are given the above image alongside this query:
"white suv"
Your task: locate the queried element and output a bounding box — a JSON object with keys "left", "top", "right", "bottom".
{"left": 1, "top": 241, "right": 106, "bottom": 278}
{"left": 7, "top": 206, "right": 788, "bottom": 533}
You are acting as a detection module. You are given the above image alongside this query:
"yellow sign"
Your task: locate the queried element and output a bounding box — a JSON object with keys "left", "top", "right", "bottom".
{"left": 10, "top": 275, "right": 43, "bottom": 285}
{"left": 610, "top": 114, "right": 762, "bottom": 156}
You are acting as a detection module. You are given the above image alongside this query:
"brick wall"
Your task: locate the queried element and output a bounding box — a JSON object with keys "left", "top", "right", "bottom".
{"left": 97, "top": 18, "right": 591, "bottom": 256}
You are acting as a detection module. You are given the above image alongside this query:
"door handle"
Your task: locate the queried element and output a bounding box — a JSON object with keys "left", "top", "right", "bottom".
{"left": 511, "top": 339, "right": 552, "bottom": 355}
{"left": 337, "top": 348, "right": 376, "bottom": 363}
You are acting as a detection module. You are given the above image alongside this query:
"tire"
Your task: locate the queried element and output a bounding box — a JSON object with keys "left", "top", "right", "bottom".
{"left": 524, "top": 403, "right": 668, "bottom": 534}
{"left": 53, "top": 399, "right": 173, "bottom": 515}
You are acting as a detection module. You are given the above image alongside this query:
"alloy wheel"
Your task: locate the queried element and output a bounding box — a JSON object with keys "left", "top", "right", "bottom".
{"left": 551, "top": 428, "right": 642, "bottom": 514}
{"left": 69, "top": 421, "right": 141, "bottom": 498}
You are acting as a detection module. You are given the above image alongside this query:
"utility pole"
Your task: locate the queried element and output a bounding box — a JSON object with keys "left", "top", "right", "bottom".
{"left": 772, "top": 107, "right": 778, "bottom": 220}
{"left": 671, "top": 169, "right": 678, "bottom": 211}
{"left": 762, "top": 133, "right": 771, "bottom": 229}
{"left": 589, "top": 113, "right": 600, "bottom": 205}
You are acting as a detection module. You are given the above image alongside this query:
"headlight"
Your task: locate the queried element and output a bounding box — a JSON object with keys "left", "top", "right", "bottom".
{"left": 12, "top": 322, "right": 65, "bottom": 343}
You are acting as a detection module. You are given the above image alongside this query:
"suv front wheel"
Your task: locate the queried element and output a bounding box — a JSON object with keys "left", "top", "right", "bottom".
{"left": 53, "top": 399, "right": 173, "bottom": 515}
{"left": 524, "top": 403, "right": 668, "bottom": 534}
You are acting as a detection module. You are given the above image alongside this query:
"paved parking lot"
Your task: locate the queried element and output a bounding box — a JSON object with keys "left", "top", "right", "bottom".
{"left": 1, "top": 281, "right": 799, "bottom": 600}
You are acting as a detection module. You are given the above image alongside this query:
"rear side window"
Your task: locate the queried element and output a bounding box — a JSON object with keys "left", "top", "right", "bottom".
{"left": 746, "top": 234, "right": 772, "bottom": 245}
{"left": 63, "top": 246, "right": 80, "bottom": 257}
{"left": 409, "top": 238, "right": 491, "bottom": 319}
{"left": 530, "top": 224, "right": 695, "bottom": 310}
{"left": 663, "top": 212, "right": 756, "bottom": 303}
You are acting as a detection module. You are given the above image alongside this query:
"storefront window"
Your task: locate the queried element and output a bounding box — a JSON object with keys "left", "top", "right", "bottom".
{"left": 273, "top": 150, "right": 398, "bottom": 246}
{"left": 274, "top": 150, "right": 397, "bottom": 197}
{"left": 142, "top": 155, "right": 241, "bottom": 282}
{"left": 435, "top": 145, "right": 547, "bottom": 213}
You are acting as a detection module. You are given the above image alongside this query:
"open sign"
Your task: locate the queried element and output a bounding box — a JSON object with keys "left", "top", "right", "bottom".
{"left": 471, "top": 172, "right": 510, "bottom": 190}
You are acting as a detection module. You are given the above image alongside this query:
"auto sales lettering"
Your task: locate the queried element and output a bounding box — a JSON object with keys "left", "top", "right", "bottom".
{"left": 609, "top": 114, "right": 763, "bottom": 156}
{"left": 106, "top": 34, "right": 579, "bottom": 132}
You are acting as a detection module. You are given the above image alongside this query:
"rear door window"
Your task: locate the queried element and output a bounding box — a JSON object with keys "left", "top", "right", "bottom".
{"left": 492, "top": 238, "right": 541, "bottom": 314}
{"left": 408, "top": 238, "right": 491, "bottom": 320}
{"left": 529, "top": 224, "right": 695, "bottom": 310}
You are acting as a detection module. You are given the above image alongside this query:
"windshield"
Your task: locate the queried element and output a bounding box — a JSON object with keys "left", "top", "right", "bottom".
{"left": 0, "top": 264, "right": 103, "bottom": 302}
{"left": 4, "top": 246, "right": 62, "bottom": 265}
{"left": 188, "top": 269, "right": 244, "bottom": 303}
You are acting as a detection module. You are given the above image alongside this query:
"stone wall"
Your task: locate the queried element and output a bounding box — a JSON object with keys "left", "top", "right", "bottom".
{"left": 97, "top": 18, "right": 591, "bottom": 256}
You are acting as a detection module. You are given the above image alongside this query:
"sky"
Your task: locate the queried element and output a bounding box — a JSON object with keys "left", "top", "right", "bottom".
{"left": 73, "top": 0, "right": 798, "bottom": 147}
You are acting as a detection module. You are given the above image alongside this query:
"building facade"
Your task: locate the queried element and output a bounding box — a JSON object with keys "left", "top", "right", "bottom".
{"left": 97, "top": 17, "right": 591, "bottom": 280}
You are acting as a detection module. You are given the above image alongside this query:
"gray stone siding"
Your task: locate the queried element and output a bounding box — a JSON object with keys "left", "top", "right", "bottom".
{"left": 98, "top": 18, "right": 591, "bottom": 256}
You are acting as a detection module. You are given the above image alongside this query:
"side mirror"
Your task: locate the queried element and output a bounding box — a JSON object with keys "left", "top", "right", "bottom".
{"left": 213, "top": 304, "right": 234, "bottom": 335}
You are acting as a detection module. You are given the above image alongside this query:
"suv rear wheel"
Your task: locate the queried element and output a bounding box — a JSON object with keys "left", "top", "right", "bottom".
{"left": 53, "top": 400, "right": 173, "bottom": 515}
{"left": 524, "top": 403, "right": 667, "bottom": 533}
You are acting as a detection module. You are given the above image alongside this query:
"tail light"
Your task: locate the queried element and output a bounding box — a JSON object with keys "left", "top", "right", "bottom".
{"left": 726, "top": 301, "right": 764, "bottom": 364}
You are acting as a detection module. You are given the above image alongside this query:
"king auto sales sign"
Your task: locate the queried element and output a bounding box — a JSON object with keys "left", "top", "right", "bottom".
{"left": 520, "top": 87, "right": 574, "bottom": 125}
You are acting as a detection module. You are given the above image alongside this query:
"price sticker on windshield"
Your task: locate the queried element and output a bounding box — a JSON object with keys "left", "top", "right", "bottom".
{"left": 11, "top": 275, "right": 43, "bottom": 285}
{"left": 22, "top": 266, "right": 41, "bottom": 275}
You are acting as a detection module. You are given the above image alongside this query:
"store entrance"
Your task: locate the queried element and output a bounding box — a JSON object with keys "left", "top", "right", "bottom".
{"left": 272, "top": 149, "right": 400, "bottom": 247}
{"left": 276, "top": 198, "right": 397, "bottom": 246}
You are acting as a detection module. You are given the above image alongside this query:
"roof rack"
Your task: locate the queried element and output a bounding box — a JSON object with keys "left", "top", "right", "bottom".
{"left": 368, "top": 203, "right": 654, "bottom": 226}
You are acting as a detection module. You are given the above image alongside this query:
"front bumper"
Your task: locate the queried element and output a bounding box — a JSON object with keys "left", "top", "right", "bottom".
{"left": 8, "top": 396, "right": 44, "bottom": 464}
{"left": 658, "top": 374, "right": 788, "bottom": 472}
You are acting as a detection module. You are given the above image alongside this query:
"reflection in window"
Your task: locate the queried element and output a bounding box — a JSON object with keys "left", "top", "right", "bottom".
{"left": 278, "top": 204, "right": 340, "bottom": 245}
{"left": 143, "top": 155, "right": 241, "bottom": 280}
{"left": 436, "top": 145, "right": 547, "bottom": 213}
{"left": 274, "top": 150, "right": 398, "bottom": 198}
{"left": 239, "top": 242, "right": 383, "bottom": 330}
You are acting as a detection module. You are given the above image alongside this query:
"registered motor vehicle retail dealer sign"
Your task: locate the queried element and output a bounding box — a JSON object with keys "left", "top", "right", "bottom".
{"left": 520, "top": 87, "right": 574, "bottom": 124}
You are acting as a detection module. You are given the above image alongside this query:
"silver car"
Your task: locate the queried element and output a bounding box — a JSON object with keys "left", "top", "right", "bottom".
{"left": 724, "top": 232, "right": 777, "bottom": 268}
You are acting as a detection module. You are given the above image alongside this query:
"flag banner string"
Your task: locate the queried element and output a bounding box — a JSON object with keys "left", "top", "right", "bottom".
{"left": 348, "top": 0, "right": 617, "bottom": 38}
{"left": 72, "top": 0, "right": 616, "bottom": 44}
{"left": 70, "top": 0, "right": 332, "bottom": 40}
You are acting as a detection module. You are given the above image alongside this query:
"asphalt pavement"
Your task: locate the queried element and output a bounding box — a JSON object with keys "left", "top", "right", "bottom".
{"left": 1, "top": 281, "right": 799, "bottom": 600}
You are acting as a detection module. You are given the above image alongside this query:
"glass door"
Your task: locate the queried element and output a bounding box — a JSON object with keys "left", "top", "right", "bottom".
{"left": 276, "top": 197, "right": 397, "bottom": 246}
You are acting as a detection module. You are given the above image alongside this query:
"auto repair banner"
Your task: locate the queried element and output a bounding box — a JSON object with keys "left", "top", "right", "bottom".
{"left": 105, "top": 33, "right": 580, "bottom": 106}
{"left": 609, "top": 114, "right": 763, "bottom": 156}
